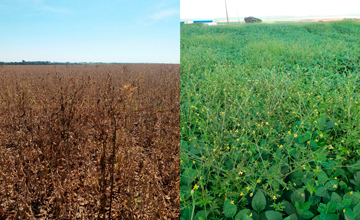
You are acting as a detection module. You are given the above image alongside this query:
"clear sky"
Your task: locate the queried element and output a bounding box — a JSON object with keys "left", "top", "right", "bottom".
{"left": 181, "top": 0, "right": 360, "bottom": 20}
{"left": 0, "top": 0, "right": 180, "bottom": 63}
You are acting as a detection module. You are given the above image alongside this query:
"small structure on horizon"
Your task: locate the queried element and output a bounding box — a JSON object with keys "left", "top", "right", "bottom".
{"left": 193, "top": 20, "right": 214, "bottom": 24}
{"left": 244, "top": 16, "right": 262, "bottom": 23}
{"left": 181, "top": 20, "right": 216, "bottom": 25}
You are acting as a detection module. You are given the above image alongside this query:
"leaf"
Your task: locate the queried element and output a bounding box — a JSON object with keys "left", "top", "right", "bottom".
{"left": 181, "top": 206, "right": 192, "bottom": 220}
{"left": 310, "top": 140, "right": 318, "bottom": 150}
{"left": 330, "top": 192, "right": 342, "bottom": 204}
{"left": 354, "top": 171, "right": 360, "bottom": 184}
{"left": 194, "top": 210, "right": 208, "bottom": 220}
{"left": 301, "top": 211, "right": 314, "bottom": 219}
{"left": 283, "top": 200, "right": 296, "bottom": 215}
{"left": 318, "top": 203, "right": 326, "bottom": 213}
{"left": 317, "top": 171, "right": 329, "bottom": 185}
{"left": 324, "top": 121, "right": 336, "bottom": 130}
{"left": 180, "top": 140, "right": 189, "bottom": 151}
{"left": 189, "top": 142, "right": 200, "bottom": 155}
{"left": 317, "top": 116, "right": 326, "bottom": 129}
{"left": 315, "top": 186, "right": 328, "bottom": 197}
{"left": 327, "top": 201, "right": 338, "bottom": 213}
{"left": 181, "top": 186, "right": 192, "bottom": 199}
{"left": 354, "top": 203, "right": 360, "bottom": 217}
{"left": 284, "top": 214, "right": 298, "bottom": 220}
{"left": 181, "top": 168, "right": 197, "bottom": 185}
{"left": 291, "top": 188, "right": 305, "bottom": 205}
{"left": 251, "top": 190, "right": 266, "bottom": 212}
{"left": 265, "top": 211, "right": 283, "bottom": 220}
{"left": 345, "top": 208, "right": 355, "bottom": 219}
{"left": 244, "top": 216, "right": 254, "bottom": 220}
{"left": 224, "top": 199, "right": 237, "bottom": 218}
{"left": 301, "top": 201, "right": 312, "bottom": 211}
{"left": 312, "top": 215, "right": 321, "bottom": 220}
{"left": 325, "top": 180, "right": 338, "bottom": 191}
{"left": 235, "top": 209, "right": 251, "bottom": 220}
{"left": 309, "top": 195, "right": 321, "bottom": 205}
{"left": 319, "top": 213, "right": 339, "bottom": 220}
{"left": 342, "top": 199, "right": 352, "bottom": 208}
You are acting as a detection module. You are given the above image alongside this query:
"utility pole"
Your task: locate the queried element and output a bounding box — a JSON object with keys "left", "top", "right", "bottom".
{"left": 225, "top": 0, "right": 229, "bottom": 25}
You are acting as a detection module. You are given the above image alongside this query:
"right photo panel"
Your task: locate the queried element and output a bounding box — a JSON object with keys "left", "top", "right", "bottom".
{"left": 180, "top": 1, "right": 360, "bottom": 219}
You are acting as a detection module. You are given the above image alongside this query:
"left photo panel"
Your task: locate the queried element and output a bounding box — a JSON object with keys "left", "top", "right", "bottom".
{"left": 0, "top": 0, "right": 180, "bottom": 219}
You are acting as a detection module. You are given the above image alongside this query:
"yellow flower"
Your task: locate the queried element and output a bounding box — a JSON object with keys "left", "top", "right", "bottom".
{"left": 333, "top": 185, "right": 337, "bottom": 189}
{"left": 320, "top": 134, "right": 323, "bottom": 138}
{"left": 250, "top": 193, "right": 253, "bottom": 197}
{"left": 294, "top": 134, "right": 298, "bottom": 138}
{"left": 335, "top": 123, "right": 338, "bottom": 126}
{"left": 246, "top": 186, "right": 250, "bottom": 190}
{"left": 231, "top": 200, "right": 234, "bottom": 204}
{"left": 301, "top": 193, "right": 305, "bottom": 197}
{"left": 239, "top": 171, "right": 243, "bottom": 175}
{"left": 266, "top": 122, "right": 269, "bottom": 125}
{"left": 273, "top": 196, "right": 277, "bottom": 200}
{"left": 350, "top": 191, "right": 353, "bottom": 195}
{"left": 314, "top": 120, "right": 317, "bottom": 123}
{"left": 193, "top": 184, "right": 199, "bottom": 190}
{"left": 302, "top": 165, "right": 305, "bottom": 169}
{"left": 315, "top": 139, "right": 318, "bottom": 142}
{"left": 250, "top": 213, "right": 253, "bottom": 217}
{"left": 288, "top": 131, "right": 291, "bottom": 134}
{"left": 240, "top": 192, "right": 244, "bottom": 196}
{"left": 257, "top": 179, "right": 261, "bottom": 183}
{"left": 334, "top": 177, "right": 337, "bottom": 180}
{"left": 329, "top": 145, "right": 334, "bottom": 150}
{"left": 279, "top": 145, "right": 283, "bottom": 148}
{"left": 341, "top": 140, "right": 344, "bottom": 143}
{"left": 343, "top": 209, "right": 345, "bottom": 213}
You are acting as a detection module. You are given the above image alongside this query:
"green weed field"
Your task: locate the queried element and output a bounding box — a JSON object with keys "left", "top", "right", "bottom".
{"left": 180, "top": 21, "right": 360, "bottom": 220}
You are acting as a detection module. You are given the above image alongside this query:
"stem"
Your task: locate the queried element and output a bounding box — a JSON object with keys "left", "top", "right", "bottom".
{"left": 191, "top": 190, "right": 196, "bottom": 220}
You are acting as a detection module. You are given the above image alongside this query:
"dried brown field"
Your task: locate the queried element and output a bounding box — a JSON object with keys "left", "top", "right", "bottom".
{"left": 0, "top": 64, "right": 180, "bottom": 219}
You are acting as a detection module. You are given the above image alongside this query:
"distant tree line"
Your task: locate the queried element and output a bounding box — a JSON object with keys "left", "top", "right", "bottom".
{"left": 0, "top": 60, "right": 134, "bottom": 65}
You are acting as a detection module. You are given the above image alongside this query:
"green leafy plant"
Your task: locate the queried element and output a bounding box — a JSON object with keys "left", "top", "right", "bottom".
{"left": 180, "top": 20, "right": 360, "bottom": 219}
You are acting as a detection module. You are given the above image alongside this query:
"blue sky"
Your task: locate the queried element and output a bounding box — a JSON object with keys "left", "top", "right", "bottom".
{"left": 0, "top": 0, "right": 180, "bottom": 63}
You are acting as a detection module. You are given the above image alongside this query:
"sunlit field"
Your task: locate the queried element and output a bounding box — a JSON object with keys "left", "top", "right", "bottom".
{"left": 180, "top": 20, "right": 360, "bottom": 220}
{"left": 0, "top": 64, "right": 180, "bottom": 219}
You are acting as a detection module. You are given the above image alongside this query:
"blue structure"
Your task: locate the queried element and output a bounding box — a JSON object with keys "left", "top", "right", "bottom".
{"left": 180, "top": 21, "right": 185, "bottom": 24}
{"left": 193, "top": 20, "right": 213, "bottom": 23}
